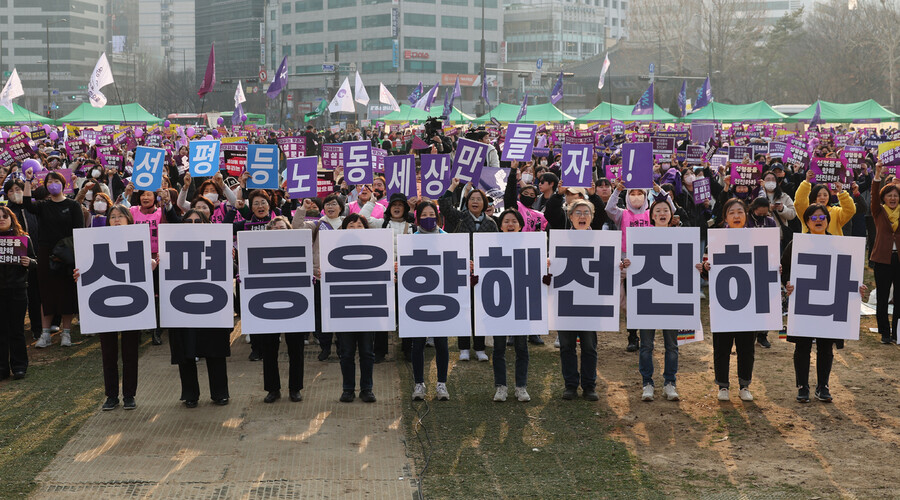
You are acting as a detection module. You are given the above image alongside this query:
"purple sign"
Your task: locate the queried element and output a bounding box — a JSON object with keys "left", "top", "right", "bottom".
{"left": 321, "top": 144, "right": 343, "bottom": 170}
{"left": 621, "top": 142, "right": 653, "bottom": 189}
{"left": 605, "top": 164, "right": 621, "bottom": 180}
{"left": 501, "top": 124, "right": 537, "bottom": 161}
{"left": 564, "top": 133, "right": 595, "bottom": 145}
{"left": 728, "top": 145, "right": 753, "bottom": 164}
{"left": 285, "top": 157, "right": 319, "bottom": 198}
{"left": 343, "top": 141, "right": 373, "bottom": 185}
{"left": 840, "top": 146, "right": 866, "bottom": 168}
{"left": 685, "top": 145, "right": 704, "bottom": 164}
{"left": 610, "top": 119, "right": 625, "bottom": 135}
{"left": 730, "top": 163, "right": 761, "bottom": 187}
{"left": 276, "top": 136, "right": 307, "bottom": 159}
{"left": 532, "top": 147, "right": 551, "bottom": 157}
{"left": 692, "top": 177, "right": 712, "bottom": 204}
{"left": 561, "top": 144, "right": 593, "bottom": 188}
{"left": 420, "top": 154, "right": 453, "bottom": 198}
{"left": 809, "top": 157, "right": 847, "bottom": 184}
{"left": 385, "top": 155, "right": 417, "bottom": 197}
{"left": 0, "top": 236, "right": 28, "bottom": 265}
{"left": 690, "top": 123, "right": 716, "bottom": 145}
{"left": 451, "top": 138, "right": 490, "bottom": 185}
{"left": 5, "top": 134, "right": 34, "bottom": 161}
{"left": 650, "top": 136, "right": 676, "bottom": 156}
{"left": 372, "top": 147, "right": 387, "bottom": 173}
{"left": 767, "top": 141, "right": 787, "bottom": 158}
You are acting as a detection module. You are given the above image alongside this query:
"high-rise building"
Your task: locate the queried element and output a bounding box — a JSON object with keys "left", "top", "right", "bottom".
{"left": 0, "top": 0, "right": 106, "bottom": 117}
{"left": 138, "top": 0, "right": 196, "bottom": 76}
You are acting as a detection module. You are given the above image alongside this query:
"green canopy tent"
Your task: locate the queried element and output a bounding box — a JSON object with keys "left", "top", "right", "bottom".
{"left": 471, "top": 103, "right": 522, "bottom": 124}
{"left": 379, "top": 104, "right": 430, "bottom": 123}
{"left": 785, "top": 99, "right": 900, "bottom": 123}
{"left": 518, "top": 103, "right": 575, "bottom": 123}
{"left": 680, "top": 101, "right": 788, "bottom": 123}
{"left": 0, "top": 103, "right": 55, "bottom": 125}
{"left": 426, "top": 106, "right": 476, "bottom": 124}
{"left": 574, "top": 102, "right": 677, "bottom": 124}
{"left": 54, "top": 103, "right": 164, "bottom": 125}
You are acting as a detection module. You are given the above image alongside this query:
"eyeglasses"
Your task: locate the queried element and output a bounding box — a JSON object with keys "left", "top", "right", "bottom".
{"left": 0, "top": 213, "right": 10, "bottom": 219}
{"left": 183, "top": 218, "right": 203, "bottom": 223}
{"left": 808, "top": 214, "right": 828, "bottom": 222}
{"left": 324, "top": 201, "right": 340, "bottom": 208}
{"left": 251, "top": 201, "right": 269, "bottom": 207}
{"left": 571, "top": 210, "right": 592, "bottom": 217}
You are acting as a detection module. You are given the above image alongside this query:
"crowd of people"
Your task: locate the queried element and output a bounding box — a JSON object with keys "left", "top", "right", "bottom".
{"left": 0, "top": 119, "right": 898, "bottom": 412}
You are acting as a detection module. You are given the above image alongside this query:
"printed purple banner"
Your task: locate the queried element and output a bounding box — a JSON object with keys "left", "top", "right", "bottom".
{"left": 650, "top": 136, "right": 676, "bottom": 156}
{"left": 564, "top": 133, "right": 595, "bottom": 145}
{"left": 768, "top": 142, "right": 787, "bottom": 158}
{"left": 285, "top": 157, "right": 319, "bottom": 198}
{"left": 276, "top": 136, "right": 307, "bottom": 159}
{"left": 728, "top": 145, "right": 753, "bottom": 164}
{"left": 621, "top": 142, "right": 653, "bottom": 189}
{"left": 532, "top": 147, "right": 551, "bottom": 157}
{"left": 5, "top": 133, "right": 34, "bottom": 161}
{"left": 33, "top": 168, "right": 75, "bottom": 194}
{"left": 685, "top": 145, "right": 704, "bottom": 164}
{"left": 730, "top": 163, "right": 761, "bottom": 187}
{"left": 502, "top": 123, "right": 537, "bottom": 161}
{"left": 321, "top": 144, "right": 343, "bottom": 170}
{"left": 784, "top": 144, "right": 810, "bottom": 169}
{"left": 385, "top": 155, "right": 417, "bottom": 197}
{"left": 0, "top": 236, "right": 28, "bottom": 265}
{"left": 692, "top": 177, "right": 712, "bottom": 204}
{"left": 561, "top": 144, "right": 593, "bottom": 188}
{"left": 342, "top": 141, "right": 373, "bottom": 185}
{"left": 605, "top": 164, "right": 621, "bottom": 180}
{"left": 690, "top": 123, "right": 716, "bottom": 145}
{"left": 65, "top": 139, "right": 87, "bottom": 161}
{"left": 840, "top": 146, "right": 866, "bottom": 168}
{"left": 420, "top": 154, "right": 453, "bottom": 199}
{"left": 372, "top": 147, "right": 387, "bottom": 173}
{"left": 451, "top": 138, "right": 490, "bottom": 185}
{"left": 809, "top": 157, "right": 847, "bottom": 184}
{"left": 610, "top": 119, "right": 625, "bottom": 135}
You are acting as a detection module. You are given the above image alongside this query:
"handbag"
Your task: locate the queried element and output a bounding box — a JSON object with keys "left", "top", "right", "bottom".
{"left": 49, "top": 236, "right": 75, "bottom": 273}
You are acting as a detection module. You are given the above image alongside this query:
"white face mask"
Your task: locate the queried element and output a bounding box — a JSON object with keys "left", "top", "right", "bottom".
{"left": 85, "top": 192, "right": 94, "bottom": 201}
{"left": 204, "top": 192, "right": 219, "bottom": 203}
{"left": 91, "top": 169, "right": 102, "bottom": 179}
{"left": 683, "top": 174, "right": 695, "bottom": 184}
{"left": 8, "top": 192, "right": 23, "bottom": 204}
{"left": 93, "top": 201, "right": 108, "bottom": 213}
{"left": 764, "top": 181, "right": 776, "bottom": 192}
{"left": 522, "top": 173, "right": 533, "bottom": 184}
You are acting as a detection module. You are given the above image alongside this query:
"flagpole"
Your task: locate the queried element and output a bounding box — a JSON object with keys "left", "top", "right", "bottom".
{"left": 279, "top": 91, "right": 286, "bottom": 129}
{"left": 708, "top": 74, "right": 717, "bottom": 125}
{"left": 112, "top": 77, "right": 128, "bottom": 123}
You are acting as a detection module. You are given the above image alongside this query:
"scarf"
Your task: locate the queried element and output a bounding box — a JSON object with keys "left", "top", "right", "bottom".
{"left": 886, "top": 203, "right": 900, "bottom": 232}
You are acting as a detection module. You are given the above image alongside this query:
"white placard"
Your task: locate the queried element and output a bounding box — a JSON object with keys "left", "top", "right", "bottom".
{"left": 473, "top": 232, "right": 548, "bottom": 336}
{"left": 707, "top": 227, "right": 782, "bottom": 332}
{"left": 548, "top": 229, "right": 622, "bottom": 332}
{"left": 396, "top": 233, "right": 471, "bottom": 338}
{"left": 74, "top": 224, "right": 156, "bottom": 334}
{"left": 626, "top": 227, "right": 700, "bottom": 330}
{"left": 787, "top": 233, "right": 864, "bottom": 340}
{"left": 158, "top": 224, "right": 234, "bottom": 328}
{"left": 238, "top": 230, "right": 316, "bottom": 334}
{"left": 319, "top": 228, "right": 396, "bottom": 332}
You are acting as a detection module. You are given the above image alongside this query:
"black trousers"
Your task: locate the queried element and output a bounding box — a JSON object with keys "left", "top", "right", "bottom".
{"left": 713, "top": 332, "right": 755, "bottom": 389}
{"left": 178, "top": 357, "right": 229, "bottom": 401}
{"left": 873, "top": 253, "right": 900, "bottom": 339}
{"left": 259, "top": 333, "right": 305, "bottom": 392}
{"left": 100, "top": 331, "right": 139, "bottom": 399}
{"left": 0, "top": 290, "right": 28, "bottom": 377}
{"left": 793, "top": 338, "right": 837, "bottom": 388}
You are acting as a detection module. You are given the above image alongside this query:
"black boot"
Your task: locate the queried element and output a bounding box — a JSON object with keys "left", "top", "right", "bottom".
{"left": 756, "top": 333, "right": 771, "bottom": 348}
{"left": 152, "top": 329, "right": 162, "bottom": 345}
{"left": 626, "top": 331, "right": 639, "bottom": 352}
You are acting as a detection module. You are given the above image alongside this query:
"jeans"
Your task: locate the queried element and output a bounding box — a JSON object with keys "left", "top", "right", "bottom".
{"left": 558, "top": 331, "right": 597, "bottom": 391}
{"left": 713, "top": 332, "right": 755, "bottom": 389}
{"left": 260, "top": 333, "right": 305, "bottom": 392}
{"left": 638, "top": 330, "right": 678, "bottom": 387}
{"left": 492, "top": 336, "right": 529, "bottom": 387}
{"left": 793, "top": 338, "right": 837, "bottom": 388}
{"left": 337, "top": 332, "right": 374, "bottom": 392}
{"left": 0, "top": 291, "right": 28, "bottom": 377}
{"left": 872, "top": 253, "right": 900, "bottom": 339}
{"left": 411, "top": 337, "right": 448, "bottom": 384}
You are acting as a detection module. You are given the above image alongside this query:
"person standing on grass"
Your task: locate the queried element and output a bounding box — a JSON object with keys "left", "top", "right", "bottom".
{"left": 0, "top": 206, "right": 36, "bottom": 382}
{"left": 869, "top": 161, "right": 900, "bottom": 344}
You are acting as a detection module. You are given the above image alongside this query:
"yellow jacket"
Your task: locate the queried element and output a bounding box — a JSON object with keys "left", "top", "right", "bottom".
{"left": 794, "top": 180, "right": 856, "bottom": 235}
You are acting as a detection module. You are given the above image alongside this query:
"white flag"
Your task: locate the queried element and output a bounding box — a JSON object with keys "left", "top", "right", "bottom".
{"left": 354, "top": 71, "right": 370, "bottom": 106}
{"left": 598, "top": 52, "right": 610, "bottom": 90}
{"left": 414, "top": 83, "right": 439, "bottom": 111}
{"left": 0, "top": 68, "right": 25, "bottom": 114}
{"left": 88, "top": 53, "right": 115, "bottom": 108}
{"left": 234, "top": 79, "right": 246, "bottom": 107}
{"left": 379, "top": 82, "right": 400, "bottom": 112}
{"left": 328, "top": 77, "right": 355, "bottom": 113}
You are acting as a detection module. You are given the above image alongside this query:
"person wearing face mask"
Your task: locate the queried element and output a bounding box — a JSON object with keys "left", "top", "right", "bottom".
{"left": 23, "top": 169, "right": 84, "bottom": 348}
{"left": 177, "top": 173, "right": 238, "bottom": 224}
{"left": 870, "top": 161, "right": 900, "bottom": 344}
{"left": 757, "top": 170, "right": 797, "bottom": 252}
{"left": 3, "top": 179, "right": 42, "bottom": 340}
{"left": 87, "top": 193, "right": 113, "bottom": 227}
{"left": 504, "top": 161, "right": 548, "bottom": 233}
{"left": 794, "top": 169, "right": 856, "bottom": 235}
{"left": 0, "top": 206, "right": 37, "bottom": 382}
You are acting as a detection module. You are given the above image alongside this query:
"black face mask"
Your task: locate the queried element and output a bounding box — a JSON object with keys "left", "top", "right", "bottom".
{"left": 340, "top": 188, "right": 350, "bottom": 195}
{"left": 520, "top": 194, "right": 536, "bottom": 207}
{"left": 373, "top": 189, "right": 384, "bottom": 198}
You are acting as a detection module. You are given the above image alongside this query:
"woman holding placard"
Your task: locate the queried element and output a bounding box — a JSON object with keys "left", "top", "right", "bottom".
{"left": 794, "top": 169, "right": 855, "bottom": 236}
{"left": 0, "top": 206, "right": 36, "bottom": 382}
{"left": 870, "top": 161, "right": 900, "bottom": 344}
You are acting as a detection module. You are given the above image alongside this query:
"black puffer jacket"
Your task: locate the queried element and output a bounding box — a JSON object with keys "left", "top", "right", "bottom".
{"left": 439, "top": 190, "right": 498, "bottom": 233}
{"left": 0, "top": 234, "right": 37, "bottom": 290}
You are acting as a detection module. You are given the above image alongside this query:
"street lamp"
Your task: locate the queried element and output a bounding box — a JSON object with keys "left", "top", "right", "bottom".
{"left": 46, "top": 18, "right": 67, "bottom": 119}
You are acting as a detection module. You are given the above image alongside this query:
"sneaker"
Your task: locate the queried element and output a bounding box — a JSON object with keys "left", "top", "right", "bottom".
{"left": 35, "top": 332, "right": 52, "bottom": 348}
{"left": 506, "top": 337, "right": 514, "bottom": 346}
{"left": 339, "top": 391, "right": 355, "bottom": 403}
{"left": 412, "top": 383, "right": 426, "bottom": 401}
{"left": 562, "top": 387, "right": 577, "bottom": 400}
{"left": 50, "top": 325, "right": 60, "bottom": 333}
{"left": 435, "top": 383, "right": 450, "bottom": 401}
{"left": 796, "top": 386, "right": 810, "bottom": 403}
{"left": 244, "top": 334, "right": 252, "bottom": 344}
{"left": 583, "top": 390, "right": 599, "bottom": 401}
{"left": 60, "top": 331, "right": 72, "bottom": 347}
{"left": 757, "top": 333, "right": 771, "bottom": 348}
{"left": 101, "top": 397, "right": 118, "bottom": 411}
{"left": 717, "top": 387, "right": 730, "bottom": 401}
{"left": 739, "top": 387, "right": 753, "bottom": 402}
{"left": 248, "top": 350, "right": 261, "bottom": 361}
{"left": 553, "top": 337, "right": 560, "bottom": 348}
{"left": 359, "top": 390, "right": 376, "bottom": 403}
{"left": 151, "top": 329, "right": 162, "bottom": 345}
{"left": 475, "top": 350, "right": 489, "bottom": 362}
{"left": 459, "top": 349, "right": 470, "bottom": 361}
{"left": 317, "top": 350, "right": 330, "bottom": 361}
{"left": 425, "top": 337, "right": 434, "bottom": 347}
{"left": 493, "top": 385, "right": 508, "bottom": 402}
{"left": 123, "top": 397, "right": 136, "bottom": 410}
{"left": 529, "top": 335, "right": 544, "bottom": 345}
{"left": 663, "top": 383, "right": 680, "bottom": 401}
{"left": 815, "top": 385, "right": 832, "bottom": 403}
{"left": 641, "top": 384, "right": 654, "bottom": 402}
{"left": 514, "top": 386, "right": 530, "bottom": 402}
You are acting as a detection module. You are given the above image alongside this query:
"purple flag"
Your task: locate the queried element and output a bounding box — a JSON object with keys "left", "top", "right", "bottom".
{"left": 550, "top": 71, "right": 563, "bottom": 105}
{"left": 411, "top": 135, "right": 429, "bottom": 150}
{"left": 516, "top": 94, "right": 528, "bottom": 122}
{"left": 621, "top": 142, "right": 653, "bottom": 188}
{"left": 501, "top": 123, "right": 537, "bottom": 161}
{"left": 420, "top": 154, "right": 453, "bottom": 198}
{"left": 286, "top": 157, "right": 319, "bottom": 198}
{"left": 809, "top": 102, "right": 823, "bottom": 129}
{"left": 695, "top": 76, "right": 712, "bottom": 109}
{"left": 197, "top": 44, "right": 216, "bottom": 97}
{"left": 267, "top": 56, "right": 289, "bottom": 99}
{"left": 631, "top": 84, "right": 654, "bottom": 115}
{"left": 385, "top": 155, "right": 417, "bottom": 197}
{"left": 677, "top": 80, "right": 687, "bottom": 117}
{"left": 407, "top": 82, "right": 423, "bottom": 105}
{"left": 452, "top": 137, "right": 490, "bottom": 185}
{"left": 232, "top": 102, "right": 245, "bottom": 126}
{"left": 453, "top": 76, "right": 462, "bottom": 98}
{"left": 442, "top": 87, "right": 452, "bottom": 118}
{"left": 480, "top": 67, "right": 490, "bottom": 107}
{"left": 343, "top": 141, "right": 373, "bottom": 184}
{"left": 561, "top": 144, "right": 593, "bottom": 187}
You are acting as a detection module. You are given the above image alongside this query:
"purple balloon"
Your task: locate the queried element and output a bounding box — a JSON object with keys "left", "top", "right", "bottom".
{"left": 49, "top": 131, "right": 59, "bottom": 141}
{"left": 134, "top": 128, "right": 144, "bottom": 138}
{"left": 202, "top": 134, "right": 213, "bottom": 141}
{"left": 20, "top": 125, "right": 30, "bottom": 134}
{"left": 163, "top": 120, "right": 171, "bottom": 128}
{"left": 241, "top": 115, "right": 248, "bottom": 123}
{"left": 22, "top": 158, "right": 43, "bottom": 174}
{"left": 186, "top": 127, "right": 196, "bottom": 137}
{"left": 211, "top": 129, "right": 220, "bottom": 138}
{"left": 1, "top": 131, "right": 9, "bottom": 139}
{"left": 42, "top": 124, "right": 52, "bottom": 134}
{"left": 217, "top": 117, "right": 225, "bottom": 126}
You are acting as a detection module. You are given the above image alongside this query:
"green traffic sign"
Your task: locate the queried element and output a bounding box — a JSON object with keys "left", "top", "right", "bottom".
{"left": 78, "top": 85, "right": 87, "bottom": 90}
{"left": 2, "top": 71, "right": 11, "bottom": 78}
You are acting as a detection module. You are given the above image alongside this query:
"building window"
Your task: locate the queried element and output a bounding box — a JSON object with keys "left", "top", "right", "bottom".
{"left": 442, "top": 39, "right": 467, "bottom": 51}
{"left": 328, "top": 40, "right": 358, "bottom": 52}
{"left": 295, "top": 21, "right": 323, "bottom": 33}
{"left": 442, "top": 0, "right": 467, "bottom": 5}
{"left": 474, "top": 40, "right": 498, "bottom": 53}
{"left": 404, "top": 13, "right": 436, "bottom": 26}
{"left": 362, "top": 37, "right": 394, "bottom": 51}
{"left": 282, "top": 2, "right": 291, "bottom": 13}
{"left": 611, "top": 17, "right": 618, "bottom": 26}
{"left": 328, "top": 0, "right": 357, "bottom": 7}
{"left": 295, "top": 0, "right": 323, "bottom": 12}
{"left": 296, "top": 65, "right": 322, "bottom": 73}
{"left": 620, "top": 1, "right": 627, "bottom": 9}
{"left": 442, "top": 62, "right": 468, "bottom": 73}
{"left": 328, "top": 17, "right": 357, "bottom": 30}
{"left": 362, "top": 13, "right": 391, "bottom": 28}
{"left": 407, "top": 0, "right": 436, "bottom": 3}
{"left": 282, "top": 24, "right": 291, "bottom": 35}
{"left": 271, "top": 10, "right": 276, "bottom": 20}
{"left": 474, "top": 18, "right": 497, "bottom": 30}
{"left": 362, "top": 60, "right": 394, "bottom": 72}
{"left": 404, "top": 60, "right": 436, "bottom": 73}
{"left": 362, "top": 0, "right": 391, "bottom": 4}
{"left": 404, "top": 36, "right": 436, "bottom": 49}
{"left": 283, "top": 45, "right": 292, "bottom": 57}
{"left": 441, "top": 15, "right": 467, "bottom": 29}
{"left": 473, "top": 0, "right": 497, "bottom": 6}
{"left": 296, "top": 42, "right": 324, "bottom": 55}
